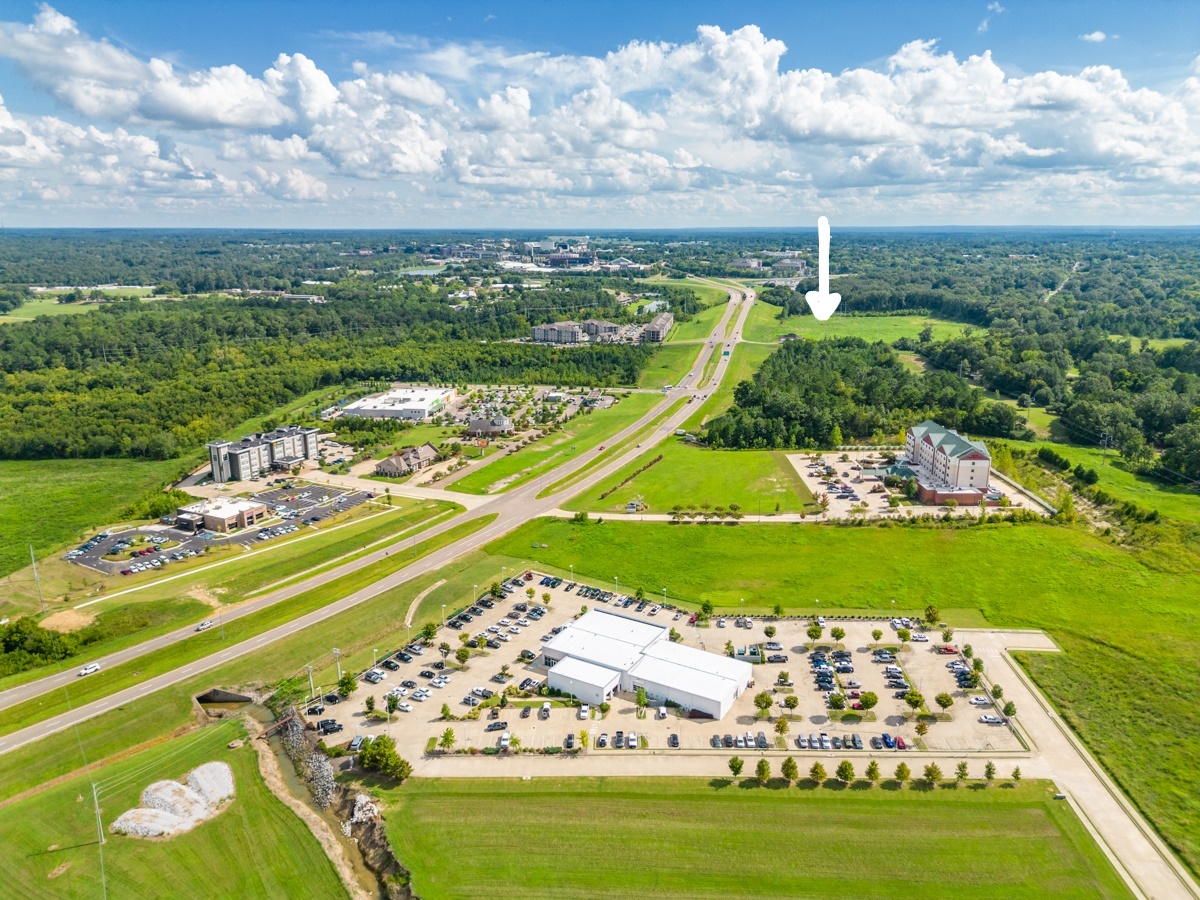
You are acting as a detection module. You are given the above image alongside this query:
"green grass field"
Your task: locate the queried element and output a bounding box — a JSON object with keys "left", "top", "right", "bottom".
{"left": 637, "top": 277, "right": 730, "bottom": 308}
{"left": 1, "top": 720, "right": 345, "bottom": 898}
{"left": 448, "top": 393, "right": 662, "bottom": 494}
{"left": 742, "top": 303, "right": 962, "bottom": 345}
{"left": 666, "top": 301, "right": 726, "bottom": 342}
{"left": 637, "top": 342, "right": 702, "bottom": 388}
{"left": 0, "top": 296, "right": 104, "bottom": 323}
{"left": 485, "top": 516, "right": 1200, "bottom": 874}
{"left": 565, "top": 440, "right": 816, "bottom": 514}
{"left": 384, "top": 778, "right": 1129, "bottom": 899}
{"left": 0, "top": 458, "right": 183, "bottom": 581}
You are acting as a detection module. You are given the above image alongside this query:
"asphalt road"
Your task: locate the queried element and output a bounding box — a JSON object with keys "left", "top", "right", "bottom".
{"left": 0, "top": 285, "right": 753, "bottom": 745}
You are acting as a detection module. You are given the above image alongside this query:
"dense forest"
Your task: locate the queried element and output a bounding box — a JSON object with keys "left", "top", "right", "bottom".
{"left": 704, "top": 337, "right": 1027, "bottom": 449}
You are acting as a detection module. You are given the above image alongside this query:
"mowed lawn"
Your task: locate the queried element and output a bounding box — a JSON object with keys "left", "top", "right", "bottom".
{"left": 2, "top": 720, "right": 344, "bottom": 898}
{"left": 565, "top": 440, "right": 816, "bottom": 514}
{"left": 385, "top": 778, "right": 1129, "bottom": 899}
{"left": 742, "top": 302, "right": 962, "bottom": 344}
{"left": 684, "top": 342, "right": 774, "bottom": 430}
{"left": 0, "top": 296, "right": 104, "bottom": 323}
{"left": 637, "top": 342, "right": 703, "bottom": 388}
{"left": 449, "top": 392, "right": 662, "bottom": 494}
{"left": 666, "top": 300, "right": 726, "bottom": 342}
{"left": 0, "top": 458, "right": 182, "bottom": 580}
{"left": 486, "top": 517, "right": 1200, "bottom": 875}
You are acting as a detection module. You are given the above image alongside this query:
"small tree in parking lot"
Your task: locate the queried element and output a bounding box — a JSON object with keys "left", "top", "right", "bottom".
{"left": 490, "top": 581, "right": 502, "bottom": 598}
{"left": 475, "top": 635, "right": 487, "bottom": 650}
{"left": 1003, "top": 701, "right": 1017, "bottom": 718}
{"left": 955, "top": 761, "right": 969, "bottom": 783}
{"left": 962, "top": 644, "right": 974, "bottom": 659}
{"left": 337, "top": 672, "right": 357, "bottom": 697}
{"left": 942, "top": 628, "right": 954, "bottom": 644}
{"left": 830, "top": 626, "right": 845, "bottom": 644}
{"left": 701, "top": 599, "right": 715, "bottom": 617}
{"left": 935, "top": 693, "right": 954, "bottom": 714}
{"left": 991, "top": 684, "right": 1004, "bottom": 699}
{"left": 421, "top": 622, "right": 438, "bottom": 643}
{"left": 1011, "top": 766, "right": 1022, "bottom": 784}
{"left": 455, "top": 647, "right": 470, "bottom": 667}
{"left": 973, "top": 657, "right": 984, "bottom": 672}
{"left": 924, "top": 605, "right": 939, "bottom": 626}
{"left": 599, "top": 701, "right": 610, "bottom": 716}
{"left": 579, "top": 730, "right": 589, "bottom": 749}
{"left": 439, "top": 641, "right": 451, "bottom": 658}
{"left": 923, "top": 763, "right": 943, "bottom": 787}
{"left": 753, "top": 691, "right": 772, "bottom": 717}
{"left": 636, "top": 587, "right": 645, "bottom": 601}
{"left": 764, "top": 625, "right": 776, "bottom": 639}
{"left": 386, "top": 693, "right": 399, "bottom": 716}
{"left": 894, "top": 762, "right": 911, "bottom": 785}
{"left": 806, "top": 625, "right": 823, "bottom": 648}
{"left": 728, "top": 756, "right": 745, "bottom": 778}
{"left": 897, "top": 627, "right": 911, "bottom": 645}
{"left": 542, "top": 591, "right": 552, "bottom": 607}
{"left": 364, "top": 695, "right": 376, "bottom": 714}
{"left": 725, "top": 640, "right": 735, "bottom": 657}
{"left": 836, "top": 760, "right": 854, "bottom": 784}
{"left": 865, "top": 760, "right": 880, "bottom": 785}
{"left": 439, "top": 728, "right": 456, "bottom": 753}
{"left": 903, "top": 690, "right": 924, "bottom": 718}
{"left": 781, "top": 756, "right": 799, "bottom": 784}
{"left": 859, "top": 691, "right": 878, "bottom": 712}
{"left": 809, "top": 761, "right": 827, "bottom": 785}
{"left": 915, "top": 721, "right": 929, "bottom": 738}
{"left": 440, "top": 703, "right": 453, "bottom": 720}
{"left": 774, "top": 718, "right": 789, "bottom": 737}
{"left": 755, "top": 758, "right": 771, "bottom": 785}
{"left": 636, "top": 686, "right": 648, "bottom": 714}
{"left": 526, "top": 587, "right": 535, "bottom": 601}
{"left": 773, "top": 603, "right": 784, "bottom": 617}
{"left": 784, "top": 695, "right": 799, "bottom": 714}
{"left": 459, "top": 632, "right": 472, "bottom": 646}
{"left": 984, "top": 760, "right": 996, "bottom": 784}
{"left": 828, "top": 694, "right": 846, "bottom": 711}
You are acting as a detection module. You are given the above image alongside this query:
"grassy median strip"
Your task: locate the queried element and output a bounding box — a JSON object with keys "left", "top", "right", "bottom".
{"left": 2, "top": 720, "right": 345, "bottom": 897}
{"left": 384, "top": 777, "right": 1130, "bottom": 899}
{"left": 0, "top": 514, "right": 498, "bottom": 742}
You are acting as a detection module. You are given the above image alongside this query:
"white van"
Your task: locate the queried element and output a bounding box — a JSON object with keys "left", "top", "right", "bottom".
{"left": 78, "top": 663, "right": 100, "bottom": 677}
{"left": 578, "top": 704, "right": 590, "bottom": 720}
{"left": 500, "top": 731, "right": 512, "bottom": 749}
{"left": 656, "top": 706, "right": 668, "bottom": 720}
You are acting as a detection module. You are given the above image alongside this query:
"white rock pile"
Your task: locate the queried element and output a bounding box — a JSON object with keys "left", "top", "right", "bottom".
{"left": 110, "top": 761, "right": 235, "bottom": 838}
{"left": 350, "top": 793, "right": 380, "bottom": 825}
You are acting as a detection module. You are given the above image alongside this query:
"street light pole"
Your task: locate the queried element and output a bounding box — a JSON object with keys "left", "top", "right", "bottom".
{"left": 373, "top": 648, "right": 377, "bottom": 668}
{"left": 305, "top": 665, "right": 315, "bottom": 701}
{"left": 473, "top": 584, "right": 478, "bottom": 604}
{"left": 569, "top": 564, "right": 574, "bottom": 581}
{"left": 333, "top": 648, "right": 341, "bottom": 679}
{"left": 442, "top": 604, "right": 447, "bottom": 628}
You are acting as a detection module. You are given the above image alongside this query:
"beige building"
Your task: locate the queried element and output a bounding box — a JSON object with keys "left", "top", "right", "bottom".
{"left": 642, "top": 312, "right": 674, "bottom": 342}
{"left": 176, "top": 497, "right": 268, "bottom": 533}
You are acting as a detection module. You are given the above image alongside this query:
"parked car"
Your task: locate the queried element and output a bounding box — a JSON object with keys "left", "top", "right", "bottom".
{"left": 485, "top": 721, "right": 508, "bottom": 732}
{"left": 668, "top": 734, "right": 679, "bottom": 748}
{"left": 597, "top": 733, "right": 609, "bottom": 748}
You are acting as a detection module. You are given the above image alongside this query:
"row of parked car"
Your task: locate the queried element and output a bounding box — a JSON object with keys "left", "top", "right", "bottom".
{"left": 121, "top": 546, "right": 199, "bottom": 575}
{"left": 255, "top": 523, "right": 299, "bottom": 542}
{"left": 710, "top": 731, "right": 772, "bottom": 750}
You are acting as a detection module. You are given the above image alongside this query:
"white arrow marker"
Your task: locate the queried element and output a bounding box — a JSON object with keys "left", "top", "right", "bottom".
{"left": 805, "top": 215, "right": 841, "bottom": 321}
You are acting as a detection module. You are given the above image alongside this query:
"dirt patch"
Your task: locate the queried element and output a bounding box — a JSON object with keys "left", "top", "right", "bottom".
{"left": 404, "top": 579, "right": 447, "bottom": 628}
{"left": 185, "top": 587, "right": 226, "bottom": 607}
{"left": 39, "top": 609, "right": 96, "bottom": 633}
{"left": 47, "top": 862, "right": 71, "bottom": 880}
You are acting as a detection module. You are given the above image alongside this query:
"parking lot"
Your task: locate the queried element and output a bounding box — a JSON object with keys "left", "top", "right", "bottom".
{"left": 303, "top": 574, "right": 1023, "bottom": 762}
{"left": 64, "top": 481, "right": 376, "bottom": 577}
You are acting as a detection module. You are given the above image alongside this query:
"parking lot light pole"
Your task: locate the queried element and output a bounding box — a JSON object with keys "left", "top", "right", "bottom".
{"left": 442, "top": 604, "right": 446, "bottom": 627}
{"left": 569, "top": 564, "right": 574, "bottom": 581}
{"left": 473, "top": 584, "right": 478, "bottom": 604}
{"left": 305, "top": 665, "right": 315, "bottom": 701}
{"left": 373, "top": 648, "right": 377, "bottom": 668}
{"left": 333, "top": 648, "right": 341, "bottom": 679}
{"left": 614, "top": 576, "right": 618, "bottom": 595}
{"left": 218, "top": 605, "right": 225, "bottom": 641}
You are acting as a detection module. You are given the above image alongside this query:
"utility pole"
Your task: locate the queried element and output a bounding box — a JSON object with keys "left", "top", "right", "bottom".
{"left": 92, "top": 782, "right": 108, "bottom": 900}
{"left": 333, "top": 648, "right": 341, "bottom": 679}
{"left": 305, "top": 665, "right": 315, "bottom": 700}
{"left": 29, "top": 545, "right": 45, "bottom": 614}
{"left": 1100, "top": 431, "right": 1113, "bottom": 458}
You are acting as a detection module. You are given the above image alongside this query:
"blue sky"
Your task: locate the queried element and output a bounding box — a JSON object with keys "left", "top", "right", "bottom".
{"left": 0, "top": 1, "right": 1197, "bottom": 226}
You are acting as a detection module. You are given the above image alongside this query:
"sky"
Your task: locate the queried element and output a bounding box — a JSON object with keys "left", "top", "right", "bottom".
{"left": 0, "top": 1, "right": 1197, "bottom": 227}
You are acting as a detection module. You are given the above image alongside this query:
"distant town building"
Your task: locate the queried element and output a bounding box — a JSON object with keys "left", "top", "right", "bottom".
{"left": 730, "top": 258, "right": 763, "bottom": 269}
{"left": 581, "top": 319, "right": 620, "bottom": 338}
{"left": 773, "top": 259, "right": 808, "bottom": 272}
{"left": 532, "top": 321, "right": 584, "bottom": 344}
{"left": 642, "top": 312, "right": 674, "bottom": 343}
{"left": 207, "top": 425, "right": 319, "bottom": 482}
{"left": 373, "top": 443, "right": 442, "bottom": 477}
{"left": 341, "top": 387, "right": 458, "bottom": 422}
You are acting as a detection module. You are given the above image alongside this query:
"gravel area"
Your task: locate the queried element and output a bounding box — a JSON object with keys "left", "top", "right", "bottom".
{"left": 110, "top": 761, "right": 235, "bottom": 838}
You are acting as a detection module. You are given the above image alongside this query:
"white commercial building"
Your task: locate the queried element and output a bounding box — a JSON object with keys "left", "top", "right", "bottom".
{"left": 340, "top": 387, "right": 457, "bottom": 421}
{"left": 543, "top": 610, "right": 752, "bottom": 719}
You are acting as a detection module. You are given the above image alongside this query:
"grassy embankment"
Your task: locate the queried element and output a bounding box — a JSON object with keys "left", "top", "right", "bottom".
{"left": 0, "top": 515, "right": 497, "bottom": 742}
{"left": 1, "top": 719, "right": 345, "bottom": 898}
{"left": 485, "top": 515, "right": 1200, "bottom": 876}
{"left": 448, "top": 392, "right": 661, "bottom": 494}
{"left": 385, "top": 778, "right": 1130, "bottom": 899}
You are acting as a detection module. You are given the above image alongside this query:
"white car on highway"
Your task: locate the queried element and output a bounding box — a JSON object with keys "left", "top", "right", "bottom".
{"left": 196, "top": 620, "right": 214, "bottom": 632}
